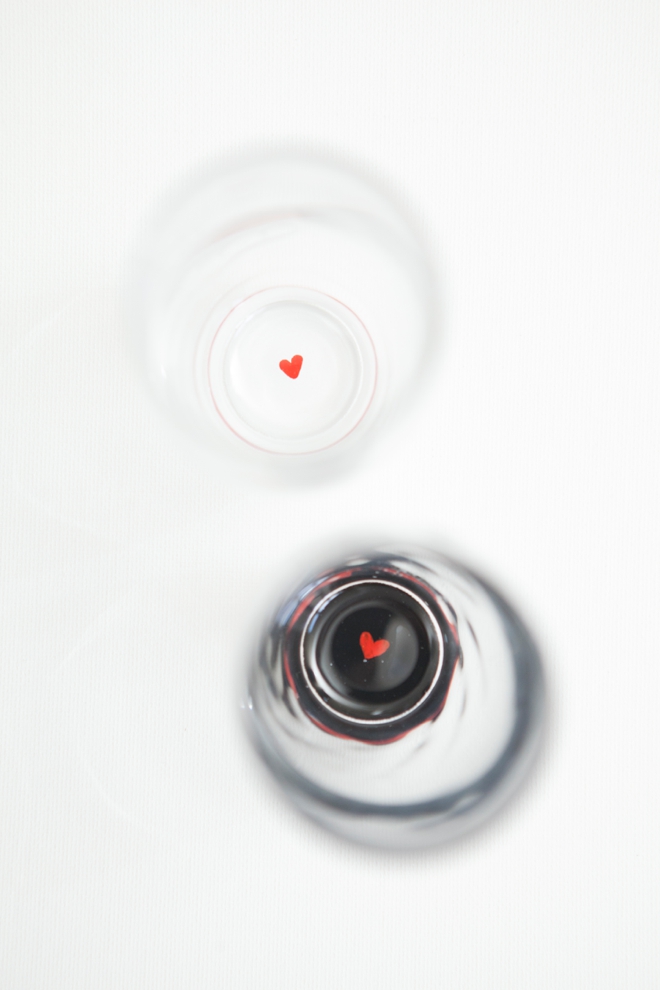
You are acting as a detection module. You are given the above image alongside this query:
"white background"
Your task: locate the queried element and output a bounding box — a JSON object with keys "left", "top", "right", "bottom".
{"left": 1, "top": 1, "right": 659, "bottom": 987}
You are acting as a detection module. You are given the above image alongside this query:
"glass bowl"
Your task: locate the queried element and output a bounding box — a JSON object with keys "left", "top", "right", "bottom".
{"left": 132, "top": 157, "right": 435, "bottom": 482}
{"left": 244, "top": 546, "right": 545, "bottom": 849}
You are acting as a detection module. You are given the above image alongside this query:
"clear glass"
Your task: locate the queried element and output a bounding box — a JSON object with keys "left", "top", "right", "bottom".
{"left": 244, "top": 547, "right": 545, "bottom": 850}
{"left": 132, "top": 156, "right": 434, "bottom": 481}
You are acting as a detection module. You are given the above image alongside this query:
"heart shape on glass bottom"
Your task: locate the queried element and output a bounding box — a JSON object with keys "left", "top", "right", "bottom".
{"left": 279, "top": 354, "right": 303, "bottom": 379}
{"left": 359, "top": 631, "right": 390, "bottom": 660}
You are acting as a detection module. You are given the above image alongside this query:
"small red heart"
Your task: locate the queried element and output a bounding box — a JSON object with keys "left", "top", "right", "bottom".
{"left": 279, "top": 354, "right": 303, "bottom": 379}
{"left": 359, "top": 631, "right": 390, "bottom": 660}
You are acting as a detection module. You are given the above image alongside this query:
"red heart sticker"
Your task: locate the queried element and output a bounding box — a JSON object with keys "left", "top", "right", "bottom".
{"left": 279, "top": 354, "right": 303, "bottom": 379}
{"left": 359, "top": 631, "right": 390, "bottom": 660}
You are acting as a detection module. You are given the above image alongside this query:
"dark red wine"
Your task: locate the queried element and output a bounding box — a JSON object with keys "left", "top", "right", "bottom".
{"left": 305, "top": 581, "right": 439, "bottom": 721}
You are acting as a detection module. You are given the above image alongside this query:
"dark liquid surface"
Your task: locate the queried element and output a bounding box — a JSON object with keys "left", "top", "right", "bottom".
{"left": 306, "top": 583, "right": 439, "bottom": 719}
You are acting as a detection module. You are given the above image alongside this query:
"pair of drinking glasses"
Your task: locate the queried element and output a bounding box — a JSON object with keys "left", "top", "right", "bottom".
{"left": 134, "top": 157, "right": 544, "bottom": 850}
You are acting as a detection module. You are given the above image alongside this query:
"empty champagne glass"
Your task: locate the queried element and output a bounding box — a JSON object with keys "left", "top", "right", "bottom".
{"left": 133, "top": 156, "right": 435, "bottom": 482}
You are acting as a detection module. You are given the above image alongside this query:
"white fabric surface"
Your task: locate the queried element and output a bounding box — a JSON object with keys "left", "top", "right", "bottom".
{"left": 1, "top": 2, "right": 659, "bottom": 987}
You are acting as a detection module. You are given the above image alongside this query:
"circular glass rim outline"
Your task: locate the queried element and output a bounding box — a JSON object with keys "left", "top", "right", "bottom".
{"left": 206, "top": 286, "right": 379, "bottom": 455}
{"left": 246, "top": 554, "right": 545, "bottom": 845}
{"left": 300, "top": 579, "right": 445, "bottom": 726}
